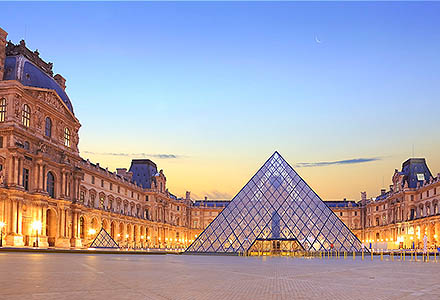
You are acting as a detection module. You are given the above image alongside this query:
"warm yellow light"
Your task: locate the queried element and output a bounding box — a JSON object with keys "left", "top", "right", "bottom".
{"left": 32, "top": 220, "right": 42, "bottom": 231}
{"left": 390, "top": 238, "right": 393, "bottom": 241}
{"left": 117, "top": 234, "right": 121, "bottom": 237}
{"left": 165, "top": 238, "right": 168, "bottom": 241}
{"left": 147, "top": 236, "right": 151, "bottom": 240}
{"left": 195, "top": 235, "right": 197, "bottom": 238}
{"left": 385, "top": 239, "right": 388, "bottom": 242}
{"left": 88, "top": 228, "right": 96, "bottom": 235}
{"left": 380, "top": 239, "right": 383, "bottom": 242}
{"left": 435, "top": 234, "right": 438, "bottom": 239}
{"left": 140, "top": 235, "right": 144, "bottom": 239}
{"left": 410, "top": 236, "right": 414, "bottom": 240}
{"left": 125, "top": 234, "right": 129, "bottom": 238}
{"left": 0, "top": 221, "right": 5, "bottom": 228}
{"left": 158, "top": 237, "right": 161, "bottom": 241}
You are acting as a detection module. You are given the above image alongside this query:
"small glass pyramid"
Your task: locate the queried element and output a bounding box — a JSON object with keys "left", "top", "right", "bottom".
{"left": 186, "top": 152, "right": 363, "bottom": 253}
{"left": 89, "top": 227, "right": 119, "bottom": 249}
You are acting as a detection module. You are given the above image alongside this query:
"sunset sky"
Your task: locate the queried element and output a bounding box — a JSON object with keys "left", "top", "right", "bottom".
{"left": 2, "top": 2, "right": 439, "bottom": 201}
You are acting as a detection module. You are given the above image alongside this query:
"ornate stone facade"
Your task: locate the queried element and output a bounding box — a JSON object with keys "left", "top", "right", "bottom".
{"left": 0, "top": 28, "right": 215, "bottom": 249}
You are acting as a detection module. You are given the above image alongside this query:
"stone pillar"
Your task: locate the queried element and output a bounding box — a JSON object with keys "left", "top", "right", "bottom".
{"left": 18, "top": 157, "right": 23, "bottom": 188}
{"left": 10, "top": 200, "right": 17, "bottom": 234}
{"left": 70, "top": 210, "right": 82, "bottom": 248}
{"left": 39, "top": 164, "right": 44, "bottom": 191}
{"left": 0, "top": 27, "right": 7, "bottom": 80}
{"left": 17, "top": 201, "right": 22, "bottom": 234}
{"left": 61, "top": 170, "right": 65, "bottom": 198}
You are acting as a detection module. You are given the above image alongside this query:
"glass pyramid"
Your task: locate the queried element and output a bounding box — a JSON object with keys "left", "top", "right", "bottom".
{"left": 186, "top": 152, "right": 363, "bottom": 254}
{"left": 89, "top": 227, "right": 119, "bottom": 249}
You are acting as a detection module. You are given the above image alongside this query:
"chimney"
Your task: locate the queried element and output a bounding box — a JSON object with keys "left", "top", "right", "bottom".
{"left": 54, "top": 74, "right": 66, "bottom": 90}
{"left": 381, "top": 189, "right": 386, "bottom": 195}
{"left": 0, "top": 28, "right": 7, "bottom": 80}
{"left": 185, "top": 191, "right": 191, "bottom": 201}
{"left": 361, "top": 191, "right": 367, "bottom": 201}
{"left": 204, "top": 196, "right": 208, "bottom": 201}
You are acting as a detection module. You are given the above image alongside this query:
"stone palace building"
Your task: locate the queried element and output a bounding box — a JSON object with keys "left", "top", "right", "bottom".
{"left": 0, "top": 27, "right": 226, "bottom": 249}
{"left": 1, "top": 27, "right": 439, "bottom": 251}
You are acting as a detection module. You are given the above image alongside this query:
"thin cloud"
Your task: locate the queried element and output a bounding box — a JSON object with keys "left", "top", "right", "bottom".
{"left": 82, "top": 151, "right": 182, "bottom": 159}
{"left": 294, "top": 157, "right": 381, "bottom": 168}
{"left": 193, "top": 190, "right": 233, "bottom": 200}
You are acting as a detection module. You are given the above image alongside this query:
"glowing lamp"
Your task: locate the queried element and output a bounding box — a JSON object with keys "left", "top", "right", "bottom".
{"left": 32, "top": 220, "right": 42, "bottom": 232}
{"left": 88, "top": 228, "right": 96, "bottom": 235}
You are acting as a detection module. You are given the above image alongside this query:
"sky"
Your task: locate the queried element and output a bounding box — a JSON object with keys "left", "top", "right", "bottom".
{"left": 1, "top": 1, "right": 439, "bottom": 201}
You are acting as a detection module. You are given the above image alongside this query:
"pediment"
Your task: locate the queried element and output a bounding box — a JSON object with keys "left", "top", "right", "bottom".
{"left": 24, "top": 87, "right": 78, "bottom": 123}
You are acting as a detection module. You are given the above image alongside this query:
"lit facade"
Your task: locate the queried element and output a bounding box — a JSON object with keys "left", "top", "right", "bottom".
{"left": 0, "top": 28, "right": 217, "bottom": 249}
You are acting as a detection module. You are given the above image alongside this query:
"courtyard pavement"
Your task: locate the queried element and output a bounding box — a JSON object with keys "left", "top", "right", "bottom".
{"left": 0, "top": 252, "right": 439, "bottom": 300}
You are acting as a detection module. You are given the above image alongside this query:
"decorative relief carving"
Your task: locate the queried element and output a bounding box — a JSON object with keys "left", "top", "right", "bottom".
{"left": 35, "top": 106, "right": 43, "bottom": 130}
{"left": 14, "top": 96, "right": 21, "bottom": 120}
{"left": 27, "top": 90, "right": 64, "bottom": 113}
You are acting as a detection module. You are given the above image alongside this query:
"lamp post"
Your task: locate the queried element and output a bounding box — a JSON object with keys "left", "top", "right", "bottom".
{"left": 0, "top": 221, "right": 5, "bottom": 247}
{"left": 32, "top": 220, "right": 42, "bottom": 248}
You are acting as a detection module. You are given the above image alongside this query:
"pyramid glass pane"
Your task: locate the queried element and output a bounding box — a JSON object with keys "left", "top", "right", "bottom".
{"left": 89, "top": 228, "right": 119, "bottom": 249}
{"left": 186, "top": 152, "right": 364, "bottom": 254}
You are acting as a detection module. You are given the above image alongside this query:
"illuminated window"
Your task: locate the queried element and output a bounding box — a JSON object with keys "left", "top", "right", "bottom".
{"left": 64, "top": 128, "right": 70, "bottom": 147}
{"left": 45, "top": 117, "right": 52, "bottom": 137}
{"left": 0, "top": 98, "right": 6, "bottom": 122}
{"left": 22, "top": 104, "right": 30, "bottom": 127}
{"left": 99, "top": 194, "right": 105, "bottom": 209}
{"left": 80, "top": 191, "right": 85, "bottom": 203}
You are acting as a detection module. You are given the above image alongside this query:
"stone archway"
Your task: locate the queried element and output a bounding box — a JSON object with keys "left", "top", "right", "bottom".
{"left": 79, "top": 216, "right": 85, "bottom": 239}
{"left": 46, "top": 209, "right": 57, "bottom": 247}
{"left": 111, "top": 221, "right": 117, "bottom": 239}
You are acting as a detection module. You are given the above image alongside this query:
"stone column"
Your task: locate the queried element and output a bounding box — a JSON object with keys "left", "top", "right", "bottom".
{"left": 18, "top": 157, "right": 23, "bottom": 188}
{"left": 17, "top": 201, "right": 22, "bottom": 235}
{"left": 10, "top": 200, "right": 17, "bottom": 234}
{"left": 39, "top": 163, "right": 44, "bottom": 191}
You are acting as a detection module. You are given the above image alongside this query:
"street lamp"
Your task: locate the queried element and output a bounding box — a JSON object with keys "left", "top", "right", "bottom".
{"left": 88, "top": 228, "right": 96, "bottom": 236}
{"left": 32, "top": 220, "right": 42, "bottom": 247}
{"left": 0, "top": 221, "right": 5, "bottom": 247}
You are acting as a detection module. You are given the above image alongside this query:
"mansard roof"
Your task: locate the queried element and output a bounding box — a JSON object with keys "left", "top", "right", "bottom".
{"left": 400, "top": 158, "right": 433, "bottom": 189}
{"left": 3, "top": 40, "right": 74, "bottom": 113}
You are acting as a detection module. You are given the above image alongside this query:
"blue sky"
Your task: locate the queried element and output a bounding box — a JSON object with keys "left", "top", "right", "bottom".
{"left": 1, "top": 1, "right": 439, "bottom": 200}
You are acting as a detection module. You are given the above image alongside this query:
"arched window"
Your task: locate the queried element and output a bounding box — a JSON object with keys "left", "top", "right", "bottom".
{"left": 22, "top": 104, "right": 30, "bottom": 127}
{"left": 46, "top": 171, "right": 55, "bottom": 198}
{"left": 45, "top": 117, "right": 52, "bottom": 137}
{"left": 0, "top": 98, "right": 6, "bottom": 122}
{"left": 64, "top": 128, "right": 70, "bottom": 147}
{"left": 99, "top": 194, "right": 105, "bottom": 209}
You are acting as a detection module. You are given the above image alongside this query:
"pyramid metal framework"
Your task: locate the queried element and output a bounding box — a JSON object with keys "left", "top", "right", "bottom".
{"left": 89, "top": 227, "right": 119, "bottom": 249}
{"left": 186, "top": 152, "right": 363, "bottom": 253}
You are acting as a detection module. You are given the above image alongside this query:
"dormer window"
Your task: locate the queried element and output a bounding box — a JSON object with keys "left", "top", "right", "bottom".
{"left": 22, "top": 104, "right": 30, "bottom": 127}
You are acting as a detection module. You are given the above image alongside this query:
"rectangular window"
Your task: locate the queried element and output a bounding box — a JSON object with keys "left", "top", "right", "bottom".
{"left": 0, "top": 136, "right": 3, "bottom": 148}
{"left": 411, "top": 195, "right": 414, "bottom": 201}
{"left": 340, "top": 212, "right": 343, "bottom": 217}
{"left": 118, "top": 186, "right": 120, "bottom": 193}
{"left": 427, "top": 191, "right": 429, "bottom": 198}
{"left": 146, "top": 195, "right": 149, "bottom": 201}
{"left": 101, "top": 179, "right": 104, "bottom": 188}
{"left": 110, "top": 183, "right": 113, "bottom": 190}
{"left": 22, "top": 168, "right": 29, "bottom": 191}
{"left": 131, "top": 191, "right": 134, "bottom": 198}
{"left": 91, "top": 176, "right": 95, "bottom": 184}
{"left": 435, "top": 188, "right": 437, "bottom": 195}
{"left": 376, "top": 206, "right": 378, "bottom": 211}
{"left": 355, "top": 211, "right": 357, "bottom": 216}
